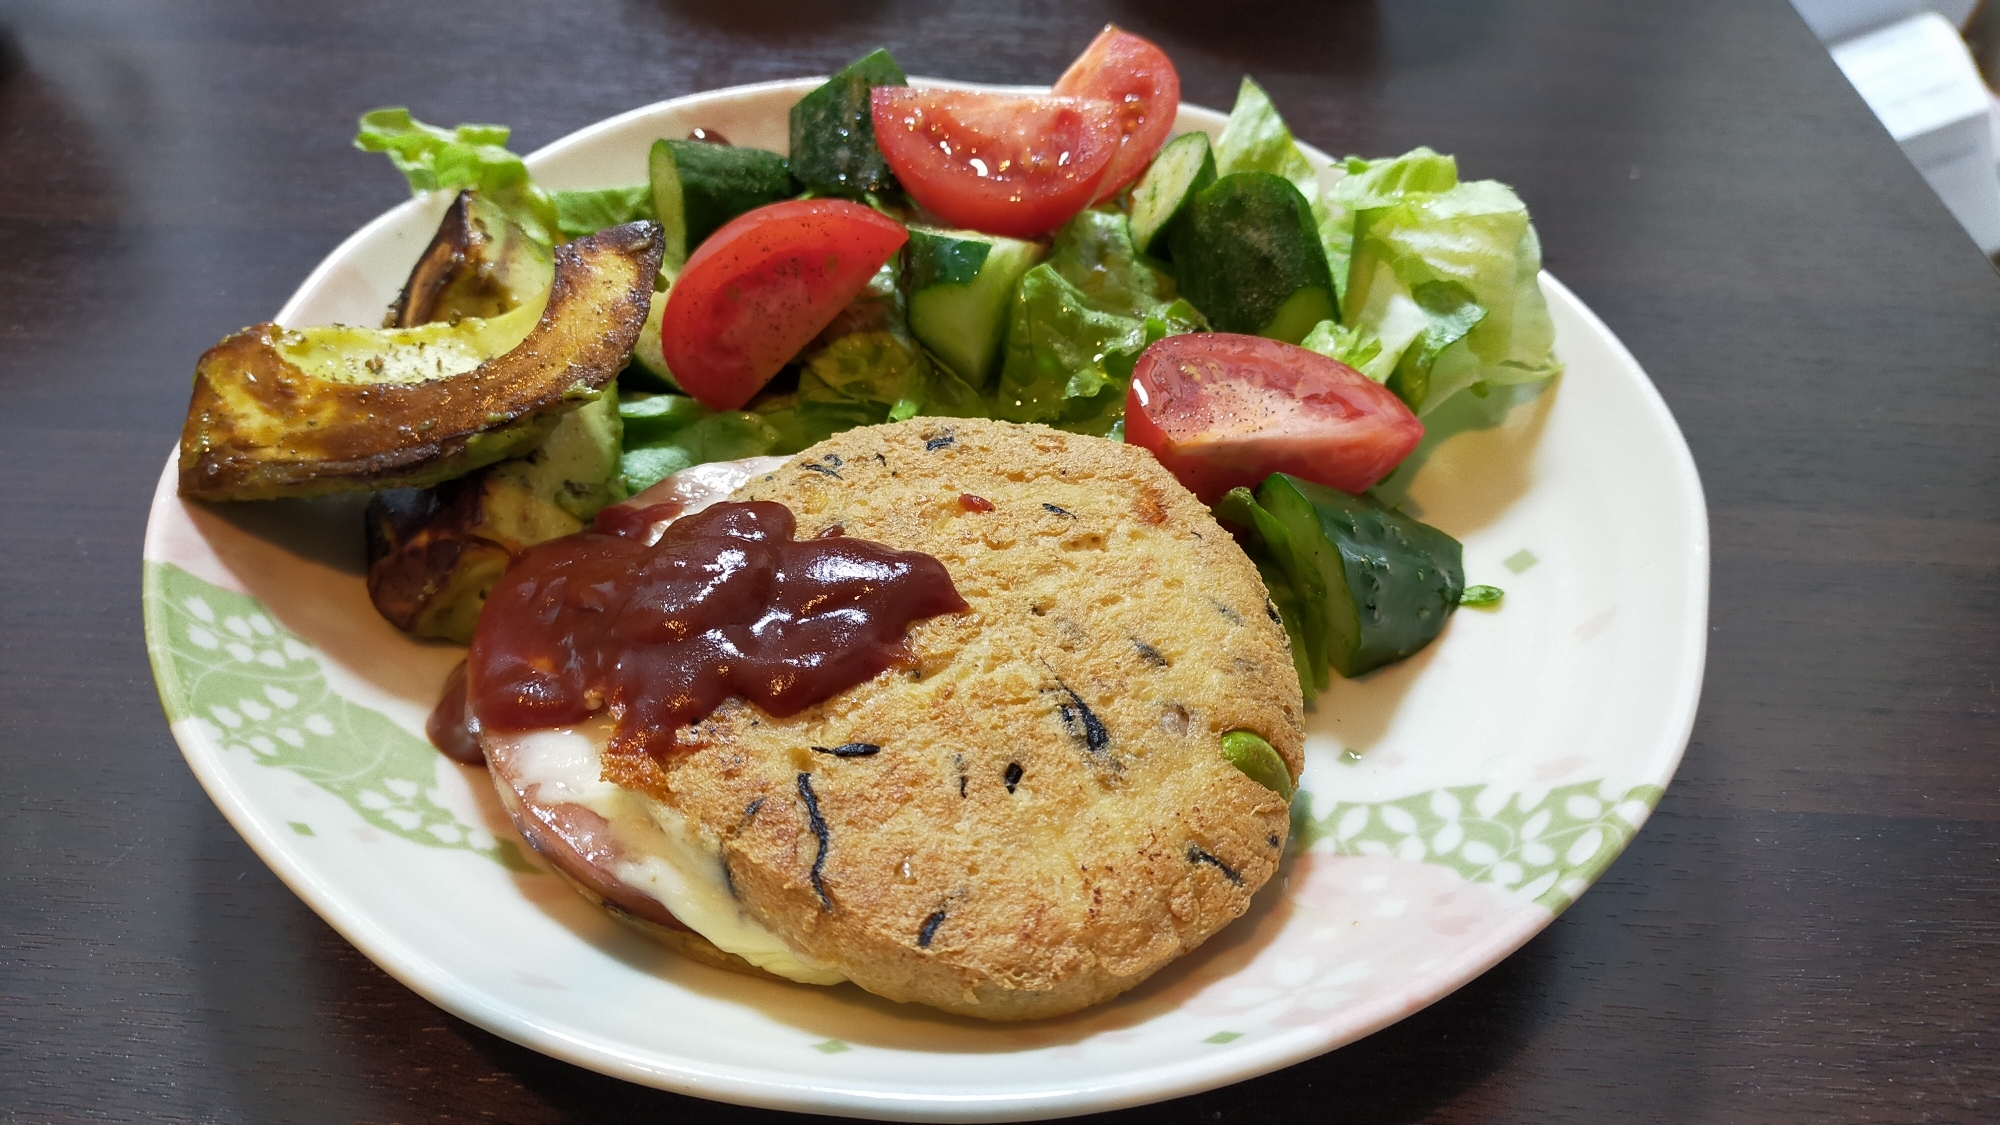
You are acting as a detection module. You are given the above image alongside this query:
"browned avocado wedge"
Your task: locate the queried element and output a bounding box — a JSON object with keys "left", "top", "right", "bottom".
{"left": 361, "top": 195, "right": 627, "bottom": 641}
{"left": 178, "top": 221, "right": 664, "bottom": 502}
{"left": 365, "top": 481, "right": 513, "bottom": 640}
{"left": 365, "top": 478, "right": 532, "bottom": 641}
{"left": 386, "top": 190, "right": 554, "bottom": 328}
{"left": 364, "top": 385, "right": 625, "bottom": 642}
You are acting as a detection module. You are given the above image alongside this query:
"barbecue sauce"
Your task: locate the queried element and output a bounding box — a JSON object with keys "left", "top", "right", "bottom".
{"left": 466, "top": 501, "right": 966, "bottom": 757}
{"left": 426, "top": 660, "right": 485, "bottom": 765}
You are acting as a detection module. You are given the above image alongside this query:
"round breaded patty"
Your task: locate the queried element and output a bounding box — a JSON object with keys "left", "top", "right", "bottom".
{"left": 601, "top": 418, "right": 1305, "bottom": 1019}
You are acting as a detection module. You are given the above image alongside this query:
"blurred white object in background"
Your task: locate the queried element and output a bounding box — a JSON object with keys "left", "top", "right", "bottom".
{"left": 1828, "top": 12, "right": 2000, "bottom": 253}
{"left": 1793, "top": 0, "right": 1977, "bottom": 42}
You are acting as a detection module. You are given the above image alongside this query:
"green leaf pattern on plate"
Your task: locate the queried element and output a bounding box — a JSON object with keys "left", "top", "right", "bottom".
{"left": 1292, "top": 779, "right": 1663, "bottom": 912}
{"left": 143, "top": 562, "right": 535, "bottom": 872}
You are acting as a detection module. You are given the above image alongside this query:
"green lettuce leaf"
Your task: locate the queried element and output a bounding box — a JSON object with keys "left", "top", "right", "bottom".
{"left": 994, "top": 272, "right": 1202, "bottom": 435}
{"left": 782, "top": 257, "right": 987, "bottom": 436}
{"left": 1322, "top": 147, "right": 1461, "bottom": 303}
{"left": 550, "top": 184, "right": 654, "bottom": 239}
{"left": 618, "top": 400, "right": 782, "bottom": 494}
{"left": 1388, "top": 280, "right": 1489, "bottom": 407}
{"left": 995, "top": 210, "right": 1201, "bottom": 433}
{"left": 802, "top": 331, "right": 929, "bottom": 423}
{"left": 1342, "top": 174, "right": 1560, "bottom": 412}
{"left": 1300, "top": 319, "right": 1384, "bottom": 375}
{"left": 1334, "top": 148, "right": 1461, "bottom": 208}
{"left": 354, "top": 108, "right": 559, "bottom": 246}
{"left": 1044, "top": 208, "right": 1183, "bottom": 318}
{"left": 1213, "top": 78, "right": 1319, "bottom": 199}
{"left": 798, "top": 329, "right": 989, "bottom": 427}
{"left": 994, "top": 268, "right": 1147, "bottom": 428}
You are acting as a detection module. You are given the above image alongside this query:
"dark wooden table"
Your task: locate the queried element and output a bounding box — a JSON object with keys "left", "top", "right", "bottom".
{"left": 4, "top": 0, "right": 1996, "bottom": 1120}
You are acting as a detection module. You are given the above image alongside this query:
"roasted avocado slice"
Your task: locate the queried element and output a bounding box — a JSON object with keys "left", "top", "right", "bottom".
{"left": 386, "top": 189, "right": 555, "bottom": 328}
{"left": 359, "top": 199, "right": 635, "bottom": 640}
{"left": 365, "top": 384, "right": 625, "bottom": 642}
{"left": 179, "top": 221, "right": 664, "bottom": 501}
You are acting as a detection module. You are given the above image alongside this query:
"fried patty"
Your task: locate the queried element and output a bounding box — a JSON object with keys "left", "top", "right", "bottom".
{"left": 602, "top": 418, "right": 1304, "bottom": 1019}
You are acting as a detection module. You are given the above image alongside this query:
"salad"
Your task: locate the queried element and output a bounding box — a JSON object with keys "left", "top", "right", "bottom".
{"left": 189, "top": 25, "right": 1560, "bottom": 699}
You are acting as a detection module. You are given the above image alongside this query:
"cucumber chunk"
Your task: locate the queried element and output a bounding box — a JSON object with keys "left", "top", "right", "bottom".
{"left": 1255, "top": 553, "right": 1318, "bottom": 701}
{"left": 1218, "top": 473, "right": 1464, "bottom": 682}
{"left": 904, "top": 225, "right": 1045, "bottom": 384}
{"left": 1259, "top": 473, "right": 1464, "bottom": 677}
{"left": 1214, "top": 485, "right": 1328, "bottom": 698}
{"left": 1127, "top": 132, "right": 1216, "bottom": 258}
{"left": 1169, "top": 171, "right": 1336, "bottom": 344}
{"left": 788, "top": 48, "right": 907, "bottom": 197}
{"left": 648, "top": 138, "right": 798, "bottom": 272}
{"left": 623, "top": 288, "right": 680, "bottom": 392}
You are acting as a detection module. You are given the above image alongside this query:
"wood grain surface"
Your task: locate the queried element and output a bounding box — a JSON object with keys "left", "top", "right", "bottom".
{"left": 2, "top": 0, "right": 1996, "bottom": 1120}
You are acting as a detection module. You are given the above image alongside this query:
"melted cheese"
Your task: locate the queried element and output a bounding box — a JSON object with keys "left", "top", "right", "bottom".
{"left": 485, "top": 456, "right": 837, "bottom": 984}
{"left": 496, "top": 723, "right": 845, "bottom": 986}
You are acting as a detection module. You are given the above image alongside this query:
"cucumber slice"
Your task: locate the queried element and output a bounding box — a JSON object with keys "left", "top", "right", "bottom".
{"left": 1127, "top": 132, "right": 1216, "bottom": 258}
{"left": 648, "top": 138, "right": 798, "bottom": 272}
{"left": 1253, "top": 553, "right": 1317, "bottom": 702}
{"left": 623, "top": 287, "right": 680, "bottom": 392}
{"left": 1169, "top": 171, "right": 1336, "bottom": 344}
{"left": 1214, "top": 485, "right": 1329, "bottom": 696}
{"left": 905, "top": 225, "right": 1044, "bottom": 385}
{"left": 1257, "top": 473, "right": 1464, "bottom": 677}
{"left": 788, "top": 48, "right": 906, "bottom": 197}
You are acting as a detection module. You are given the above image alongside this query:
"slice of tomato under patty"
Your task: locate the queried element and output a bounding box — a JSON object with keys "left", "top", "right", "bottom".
{"left": 1125, "top": 333, "right": 1424, "bottom": 504}
{"left": 870, "top": 87, "right": 1120, "bottom": 238}
{"left": 659, "top": 198, "right": 908, "bottom": 412}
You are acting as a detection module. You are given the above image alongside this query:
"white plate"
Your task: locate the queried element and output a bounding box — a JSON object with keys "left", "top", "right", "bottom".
{"left": 142, "top": 78, "right": 1707, "bottom": 1121}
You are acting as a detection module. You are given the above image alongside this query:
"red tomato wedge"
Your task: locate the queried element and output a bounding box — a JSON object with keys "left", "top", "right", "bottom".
{"left": 660, "top": 199, "right": 907, "bottom": 411}
{"left": 1053, "top": 25, "right": 1182, "bottom": 199}
{"left": 870, "top": 87, "right": 1120, "bottom": 238}
{"left": 1125, "top": 333, "right": 1423, "bottom": 504}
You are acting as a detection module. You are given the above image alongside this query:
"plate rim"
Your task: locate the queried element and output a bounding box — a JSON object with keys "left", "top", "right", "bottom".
{"left": 146, "top": 77, "right": 1710, "bottom": 1122}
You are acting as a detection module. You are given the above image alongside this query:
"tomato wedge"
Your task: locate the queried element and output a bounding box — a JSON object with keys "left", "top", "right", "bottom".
{"left": 870, "top": 88, "right": 1120, "bottom": 238}
{"left": 1125, "top": 333, "right": 1423, "bottom": 504}
{"left": 1053, "top": 25, "right": 1182, "bottom": 199}
{"left": 660, "top": 199, "right": 907, "bottom": 411}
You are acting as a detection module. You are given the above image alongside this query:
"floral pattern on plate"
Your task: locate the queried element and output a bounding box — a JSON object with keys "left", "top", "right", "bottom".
{"left": 145, "top": 561, "right": 532, "bottom": 871}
